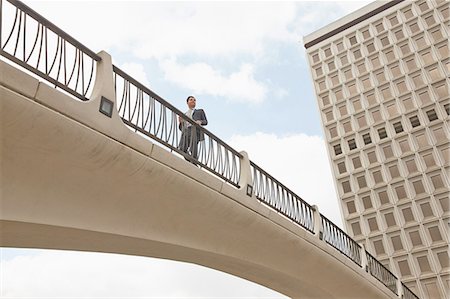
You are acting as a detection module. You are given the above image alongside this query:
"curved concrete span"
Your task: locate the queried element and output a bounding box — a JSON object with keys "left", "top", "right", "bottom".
{"left": 0, "top": 58, "right": 397, "bottom": 298}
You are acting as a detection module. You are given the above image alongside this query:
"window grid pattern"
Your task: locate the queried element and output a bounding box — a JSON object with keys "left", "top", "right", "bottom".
{"left": 307, "top": 1, "right": 449, "bottom": 298}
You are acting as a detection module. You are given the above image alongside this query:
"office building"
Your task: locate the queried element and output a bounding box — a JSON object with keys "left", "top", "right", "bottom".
{"left": 304, "top": 1, "right": 449, "bottom": 298}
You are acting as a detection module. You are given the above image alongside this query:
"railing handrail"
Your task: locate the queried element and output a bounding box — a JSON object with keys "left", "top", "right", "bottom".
{"left": 250, "top": 160, "right": 315, "bottom": 233}
{"left": 366, "top": 250, "right": 398, "bottom": 295}
{"left": 401, "top": 282, "right": 420, "bottom": 299}
{"left": 113, "top": 65, "right": 243, "bottom": 160}
{"left": 320, "top": 213, "right": 362, "bottom": 266}
{"left": 250, "top": 161, "right": 314, "bottom": 210}
{"left": 5, "top": 0, "right": 101, "bottom": 61}
{"left": 366, "top": 250, "right": 398, "bottom": 280}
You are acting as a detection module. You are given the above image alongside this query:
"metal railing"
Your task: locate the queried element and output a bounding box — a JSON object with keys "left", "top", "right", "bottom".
{"left": 113, "top": 65, "right": 242, "bottom": 187}
{"left": 366, "top": 251, "right": 398, "bottom": 295}
{"left": 321, "top": 214, "right": 362, "bottom": 266}
{"left": 402, "top": 282, "right": 419, "bottom": 299}
{"left": 250, "top": 161, "right": 315, "bottom": 233}
{"left": 0, "top": 0, "right": 100, "bottom": 101}
{"left": 0, "top": 1, "right": 421, "bottom": 298}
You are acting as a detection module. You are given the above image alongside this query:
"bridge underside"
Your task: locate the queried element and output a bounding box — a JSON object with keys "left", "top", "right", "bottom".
{"left": 0, "top": 61, "right": 396, "bottom": 298}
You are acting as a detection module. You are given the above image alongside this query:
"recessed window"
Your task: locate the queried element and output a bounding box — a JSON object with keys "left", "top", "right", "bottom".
{"left": 426, "top": 109, "right": 438, "bottom": 121}
{"left": 357, "top": 175, "right": 367, "bottom": 188}
{"left": 342, "top": 181, "right": 351, "bottom": 193}
{"left": 445, "top": 104, "right": 450, "bottom": 116}
{"left": 334, "top": 144, "right": 342, "bottom": 155}
{"left": 367, "top": 151, "right": 377, "bottom": 164}
{"left": 362, "top": 196, "right": 372, "bottom": 209}
{"left": 337, "top": 162, "right": 347, "bottom": 174}
{"left": 363, "top": 133, "right": 372, "bottom": 145}
{"left": 352, "top": 156, "right": 362, "bottom": 169}
{"left": 348, "top": 139, "right": 357, "bottom": 150}
{"left": 394, "top": 121, "right": 404, "bottom": 133}
{"left": 409, "top": 115, "right": 420, "bottom": 128}
{"left": 378, "top": 128, "right": 388, "bottom": 139}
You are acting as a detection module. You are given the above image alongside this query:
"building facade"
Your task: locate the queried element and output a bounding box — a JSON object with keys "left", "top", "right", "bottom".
{"left": 304, "top": 1, "right": 449, "bottom": 298}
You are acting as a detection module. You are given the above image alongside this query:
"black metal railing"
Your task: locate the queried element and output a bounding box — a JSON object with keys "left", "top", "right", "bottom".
{"left": 113, "top": 65, "right": 241, "bottom": 187}
{"left": 402, "top": 282, "right": 419, "bottom": 299}
{"left": 0, "top": 0, "right": 100, "bottom": 101}
{"left": 366, "top": 251, "right": 398, "bottom": 295}
{"left": 321, "top": 214, "right": 362, "bottom": 266}
{"left": 250, "top": 161, "right": 315, "bottom": 233}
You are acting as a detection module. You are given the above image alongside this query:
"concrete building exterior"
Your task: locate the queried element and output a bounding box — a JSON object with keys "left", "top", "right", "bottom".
{"left": 304, "top": 1, "right": 449, "bottom": 298}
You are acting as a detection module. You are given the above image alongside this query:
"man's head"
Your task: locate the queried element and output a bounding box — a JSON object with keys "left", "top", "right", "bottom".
{"left": 186, "top": 96, "right": 196, "bottom": 109}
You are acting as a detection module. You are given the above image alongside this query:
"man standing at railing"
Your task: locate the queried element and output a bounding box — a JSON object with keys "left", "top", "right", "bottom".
{"left": 178, "top": 96, "right": 208, "bottom": 161}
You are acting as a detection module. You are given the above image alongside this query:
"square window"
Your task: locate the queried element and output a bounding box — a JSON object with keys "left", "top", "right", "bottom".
{"left": 343, "top": 121, "right": 352, "bottom": 133}
{"left": 410, "top": 116, "right": 420, "bottom": 128}
{"left": 389, "top": 165, "right": 400, "bottom": 178}
{"left": 357, "top": 175, "right": 367, "bottom": 188}
{"left": 347, "top": 201, "right": 356, "bottom": 214}
{"left": 379, "top": 191, "right": 390, "bottom": 205}
{"left": 413, "top": 180, "right": 426, "bottom": 194}
{"left": 342, "top": 180, "right": 352, "bottom": 193}
{"left": 351, "top": 222, "right": 362, "bottom": 235}
{"left": 385, "top": 212, "right": 396, "bottom": 226}
{"left": 426, "top": 109, "right": 438, "bottom": 121}
{"left": 445, "top": 103, "right": 450, "bottom": 116}
{"left": 378, "top": 128, "right": 388, "bottom": 139}
{"left": 363, "top": 133, "right": 372, "bottom": 145}
{"left": 394, "top": 121, "right": 404, "bottom": 133}
{"left": 373, "top": 170, "right": 384, "bottom": 184}
{"left": 373, "top": 239, "right": 385, "bottom": 255}
{"left": 367, "top": 151, "right": 377, "bottom": 164}
{"left": 431, "top": 174, "right": 445, "bottom": 189}
{"left": 402, "top": 207, "right": 415, "bottom": 222}
{"left": 423, "top": 153, "right": 435, "bottom": 168}
{"left": 337, "top": 161, "right": 347, "bottom": 174}
{"left": 428, "top": 226, "right": 442, "bottom": 242}
{"left": 368, "top": 217, "right": 379, "bottom": 231}
{"left": 358, "top": 115, "right": 367, "bottom": 128}
{"left": 399, "top": 139, "right": 410, "bottom": 153}
{"left": 391, "top": 235, "right": 403, "bottom": 251}
{"left": 398, "top": 260, "right": 412, "bottom": 276}
{"left": 406, "top": 159, "right": 418, "bottom": 173}
{"left": 420, "top": 202, "right": 434, "bottom": 218}
{"left": 334, "top": 144, "right": 342, "bottom": 155}
{"left": 362, "top": 196, "right": 372, "bottom": 209}
{"left": 348, "top": 139, "right": 357, "bottom": 150}
{"left": 352, "top": 156, "right": 362, "bottom": 169}
{"left": 395, "top": 185, "right": 407, "bottom": 199}
{"left": 383, "top": 145, "right": 394, "bottom": 158}
{"left": 409, "top": 231, "right": 423, "bottom": 246}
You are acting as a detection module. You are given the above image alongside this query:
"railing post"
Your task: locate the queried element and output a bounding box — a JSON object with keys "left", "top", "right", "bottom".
{"left": 360, "top": 243, "right": 369, "bottom": 272}
{"left": 90, "top": 51, "right": 116, "bottom": 113}
{"left": 239, "top": 151, "right": 253, "bottom": 196}
{"left": 312, "top": 205, "right": 322, "bottom": 239}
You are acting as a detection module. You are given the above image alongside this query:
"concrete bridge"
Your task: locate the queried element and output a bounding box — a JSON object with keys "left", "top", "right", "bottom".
{"left": 0, "top": 0, "right": 416, "bottom": 298}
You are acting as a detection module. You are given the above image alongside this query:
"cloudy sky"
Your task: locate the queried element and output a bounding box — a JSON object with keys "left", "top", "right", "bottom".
{"left": 1, "top": 0, "right": 372, "bottom": 297}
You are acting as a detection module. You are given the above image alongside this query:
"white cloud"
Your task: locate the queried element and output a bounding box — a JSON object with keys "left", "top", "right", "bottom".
{"left": 119, "top": 62, "right": 151, "bottom": 88}
{"left": 1, "top": 249, "right": 286, "bottom": 297}
{"left": 160, "top": 59, "right": 268, "bottom": 104}
{"left": 228, "top": 132, "right": 343, "bottom": 228}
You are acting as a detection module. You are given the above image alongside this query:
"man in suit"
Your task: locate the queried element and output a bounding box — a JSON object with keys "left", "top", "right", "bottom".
{"left": 178, "top": 95, "right": 208, "bottom": 161}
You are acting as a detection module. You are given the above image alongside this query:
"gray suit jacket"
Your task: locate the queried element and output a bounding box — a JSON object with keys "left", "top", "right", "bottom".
{"left": 179, "top": 109, "right": 208, "bottom": 141}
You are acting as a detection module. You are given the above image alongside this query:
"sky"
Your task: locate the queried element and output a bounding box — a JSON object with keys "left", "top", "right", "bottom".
{"left": 1, "top": 0, "right": 372, "bottom": 297}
